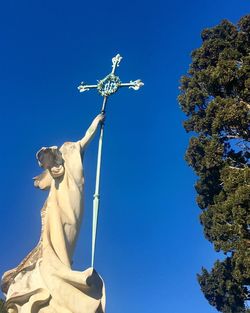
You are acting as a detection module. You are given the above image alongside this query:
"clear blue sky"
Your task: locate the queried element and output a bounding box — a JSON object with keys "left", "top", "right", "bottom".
{"left": 0, "top": 1, "right": 249, "bottom": 312}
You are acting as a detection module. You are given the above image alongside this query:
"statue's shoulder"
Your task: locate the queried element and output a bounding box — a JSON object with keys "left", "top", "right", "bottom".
{"left": 60, "top": 142, "right": 81, "bottom": 159}
{"left": 60, "top": 141, "right": 81, "bottom": 152}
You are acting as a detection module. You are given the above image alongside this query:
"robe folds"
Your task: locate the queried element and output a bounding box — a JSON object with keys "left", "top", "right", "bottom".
{"left": 3, "top": 142, "right": 105, "bottom": 313}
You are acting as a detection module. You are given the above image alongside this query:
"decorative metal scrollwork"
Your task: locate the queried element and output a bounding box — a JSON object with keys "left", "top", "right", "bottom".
{"left": 97, "top": 74, "right": 121, "bottom": 97}
{"left": 129, "top": 79, "right": 144, "bottom": 90}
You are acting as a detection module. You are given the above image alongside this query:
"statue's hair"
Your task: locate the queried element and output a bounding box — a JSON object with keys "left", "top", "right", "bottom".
{"left": 36, "top": 146, "right": 63, "bottom": 168}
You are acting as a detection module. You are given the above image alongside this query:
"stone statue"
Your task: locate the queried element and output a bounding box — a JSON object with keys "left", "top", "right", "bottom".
{"left": 1, "top": 113, "right": 106, "bottom": 313}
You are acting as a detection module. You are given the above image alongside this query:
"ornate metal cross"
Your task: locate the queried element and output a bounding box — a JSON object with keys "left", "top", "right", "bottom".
{"left": 78, "top": 53, "right": 143, "bottom": 101}
{"left": 78, "top": 54, "right": 144, "bottom": 267}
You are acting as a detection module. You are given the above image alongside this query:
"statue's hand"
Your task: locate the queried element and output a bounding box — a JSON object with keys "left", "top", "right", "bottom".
{"left": 33, "top": 170, "right": 52, "bottom": 190}
{"left": 97, "top": 112, "right": 105, "bottom": 124}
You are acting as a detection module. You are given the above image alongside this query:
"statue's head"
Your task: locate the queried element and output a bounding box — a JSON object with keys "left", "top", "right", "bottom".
{"left": 36, "top": 146, "right": 64, "bottom": 178}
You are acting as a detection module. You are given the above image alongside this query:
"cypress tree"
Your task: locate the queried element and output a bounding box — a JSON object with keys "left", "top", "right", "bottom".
{"left": 179, "top": 15, "right": 250, "bottom": 312}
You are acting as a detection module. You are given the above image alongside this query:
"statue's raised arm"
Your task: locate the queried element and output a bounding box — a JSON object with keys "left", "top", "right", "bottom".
{"left": 78, "top": 113, "right": 105, "bottom": 151}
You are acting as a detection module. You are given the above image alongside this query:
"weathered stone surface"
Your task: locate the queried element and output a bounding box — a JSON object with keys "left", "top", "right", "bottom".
{"left": 1, "top": 114, "right": 105, "bottom": 313}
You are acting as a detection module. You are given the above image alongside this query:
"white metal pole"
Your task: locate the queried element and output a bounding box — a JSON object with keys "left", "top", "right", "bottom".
{"left": 91, "top": 97, "right": 107, "bottom": 267}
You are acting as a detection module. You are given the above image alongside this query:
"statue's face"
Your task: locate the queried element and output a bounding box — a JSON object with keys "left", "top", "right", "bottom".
{"left": 36, "top": 147, "right": 64, "bottom": 177}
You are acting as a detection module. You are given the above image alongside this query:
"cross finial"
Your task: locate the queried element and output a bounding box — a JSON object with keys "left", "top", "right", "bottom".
{"left": 77, "top": 53, "right": 144, "bottom": 97}
{"left": 111, "top": 54, "right": 122, "bottom": 74}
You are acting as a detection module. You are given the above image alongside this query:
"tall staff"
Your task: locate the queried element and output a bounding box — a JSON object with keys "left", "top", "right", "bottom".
{"left": 78, "top": 54, "right": 144, "bottom": 267}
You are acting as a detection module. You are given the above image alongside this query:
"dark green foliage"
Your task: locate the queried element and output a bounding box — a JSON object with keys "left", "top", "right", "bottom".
{"left": 179, "top": 15, "right": 250, "bottom": 312}
{"left": 0, "top": 299, "right": 6, "bottom": 313}
{"left": 198, "top": 258, "right": 249, "bottom": 313}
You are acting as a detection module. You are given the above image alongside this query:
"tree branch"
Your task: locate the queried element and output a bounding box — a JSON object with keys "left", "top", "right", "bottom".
{"left": 240, "top": 100, "right": 250, "bottom": 110}
{"left": 229, "top": 166, "right": 247, "bottom": 171}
